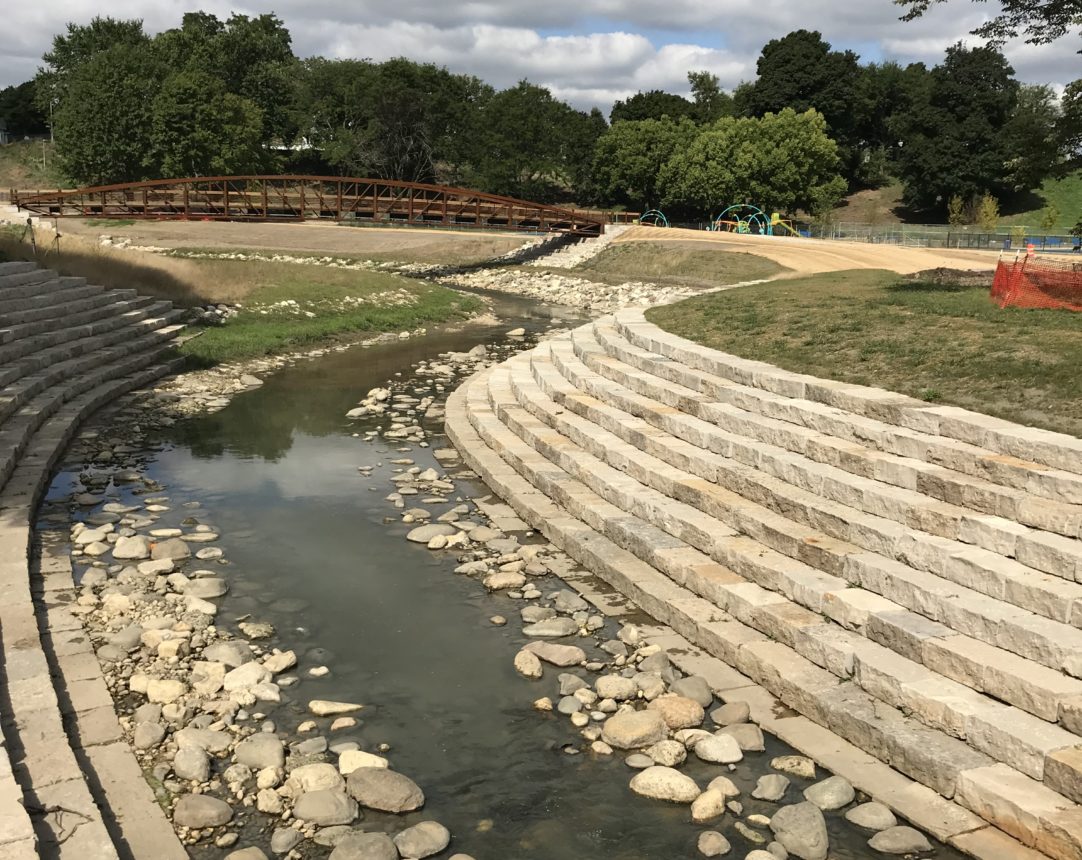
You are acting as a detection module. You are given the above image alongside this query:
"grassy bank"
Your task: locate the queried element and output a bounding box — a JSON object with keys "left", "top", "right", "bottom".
{"left": 180, "top": 266, "right": 482, "bottom": 365}
{"left": 646, "top": 269, "right": 1082, "bottom": 437}
{"left": 547, "top": 241, "right": 786, "bottom": 290}
{"left": 0, "top": 140, "right": 68, "bottom": 189}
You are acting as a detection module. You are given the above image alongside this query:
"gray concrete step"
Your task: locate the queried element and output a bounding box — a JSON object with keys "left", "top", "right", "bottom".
{"left": 0, "top": 267, "right": 57, "bottom": 292}
{"left": 0, "top": 274, "right": 81, "bottom": 305}
{"left": 1, "top": 288, "right": 139, "bottom": 330}
{"left": 0, "top": 284, "right": 112, "bottom": 326}
{"left": 613, "top": 309, "right": 1082, "bottom": 479}
{"left": 447, "top": 367, "right": 1078, "bottom": 860}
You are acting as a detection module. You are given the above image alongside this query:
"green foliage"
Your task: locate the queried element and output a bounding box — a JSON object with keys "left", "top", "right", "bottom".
{"left": 1061, "top": 81, "right": 1082, "bottom": 163}
{"left": 659, "top": 108, "right": 847, "bottom": 215}
{"left": 687, "top": 71, "right": 733, "bottom": 124}
{"left": 151, "top": 71, "right": 263, "bottom": 177}
{"left": 53, "top": 42, "right": 160, "bottom": 185}
{"left": 947, "top": 195, "right": 966, "bottom": 226}
{"left": 1040, "top": 205, "right": 1061, "bottom": 232}
{"left": 1001, "top": 84, "right": 1065, "bottom": 191}
{"left": 0, "top": 81, "right": 48, "bottom": 137}
{"left": 610, "top": 90, "right": 694, "bottom": 124}
{"left": 592, "top": 117, "right": 699, "bottom": 207}
{"left": 896, "top": 0, "right": 1082, "bottom": 47}
{"left": 738, "top": 30, "right": 871, "bottom": 185}
{"left": 977, "top": 193, "right": 1001, "bottom": 232}
{"left": 894, "top": 44, "right": 1039, "bottom": 213}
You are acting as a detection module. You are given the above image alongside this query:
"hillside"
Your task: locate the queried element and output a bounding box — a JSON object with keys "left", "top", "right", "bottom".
{"left": 831, "top": 171, "right": 1082, "bottom": 232}
{"left": 0, "top": 139, "right": 68, "bottom": 190}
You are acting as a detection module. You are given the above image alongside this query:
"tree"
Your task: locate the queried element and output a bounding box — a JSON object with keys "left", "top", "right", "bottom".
{"left": 659, "top": 108, "right": 847, "bottom": 216}
{"left": 947, "top": 195, "right": 966, "bottom": 226}
{"left": 1040, "top": 205, "right": 1061, "bottom": 232}
{"left": 1060, "top": 81, "right": 1082, "bottom": 164}
{"left": 896, "top": 1, "right": 1082, "bottom": 48}
{"left": 1001, "top": 84, "right": 1064, "bottom": 190}
{"left": 592, "top": 117, "right": 699, "bottom": 207}
{"left": 976, "top": 193, "right": 1000, "bottom": 232}
{"left": 53, "top": 41, "right": 160, "bottom": 184}
{"left": 687, "top": 71, "right": 733, "bottom": 124}
{"left": 739, "top": 30, "right": 871, "bottom": 184}
{"left": 610, "top": 90, "right": 695, "bottom": 124}
{"left": 37, "top": 16, "right": 147, "bottom": 112}
{"left": 0, "top": 81, "right": 48, "bottom": 137}
{"left": 893, "top": 44, "right": 1024, "bottom": 212}
{"left": 151, "top": 71, "right": 263, "bottom": 177}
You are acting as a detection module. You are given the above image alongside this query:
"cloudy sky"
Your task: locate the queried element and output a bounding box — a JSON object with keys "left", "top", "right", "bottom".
{"left": 4, "top": 1, "right": 1079, "bottom": 110}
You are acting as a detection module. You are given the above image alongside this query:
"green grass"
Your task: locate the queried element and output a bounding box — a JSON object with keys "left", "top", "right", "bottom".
{"left": 1001, "top": 171, "right": 1082, "bottom": 232}
{"left": 647, "top": 269, "right": 1082, "bottom": 437}
{"left": 179, "top": 265, "right": 482, "bottom": 365}
{"left": 538, "top": 242, "right": 786, "bottom": 290}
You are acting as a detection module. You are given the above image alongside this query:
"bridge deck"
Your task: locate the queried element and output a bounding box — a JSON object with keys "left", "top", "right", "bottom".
{"left": 11, "top": 176, "right": 608, "bottom": 236}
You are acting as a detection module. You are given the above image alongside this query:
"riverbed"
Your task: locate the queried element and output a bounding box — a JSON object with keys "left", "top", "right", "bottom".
{"left": 42, "top": 294, "right": 962, "bottom": 860}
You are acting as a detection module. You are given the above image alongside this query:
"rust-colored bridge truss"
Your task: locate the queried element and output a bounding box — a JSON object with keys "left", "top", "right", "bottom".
{"left": 11, "top": 175, "right": 608, "bottom": 236}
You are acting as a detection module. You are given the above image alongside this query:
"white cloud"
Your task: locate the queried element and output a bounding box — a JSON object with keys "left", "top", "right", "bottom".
{"left": 2, "top": 0, "right": 1078, "bottom": 113}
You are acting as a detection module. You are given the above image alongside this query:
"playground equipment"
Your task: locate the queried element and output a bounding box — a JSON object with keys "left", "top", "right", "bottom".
{"left": 710, "top": 203, "right": 807, "bottom": 237}
{"left": 638, "top": 209, "right": 670, "bottom": 227}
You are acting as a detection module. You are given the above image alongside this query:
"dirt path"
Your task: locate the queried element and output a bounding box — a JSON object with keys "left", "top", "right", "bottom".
{"left": 48, "top": 218, "right": 531, "bottom": 265}
{"left": 614, "top": 226, "right": 999, "bottom": 275}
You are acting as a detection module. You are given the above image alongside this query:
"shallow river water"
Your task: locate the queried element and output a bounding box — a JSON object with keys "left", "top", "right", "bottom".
{"left": 46, "top": 295, "right": 962, "bottom": 860}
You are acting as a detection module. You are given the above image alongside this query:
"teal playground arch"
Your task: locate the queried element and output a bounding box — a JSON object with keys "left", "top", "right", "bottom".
{"left": 711, "top": 204, "right": 769, "bottom": 234}
{"left": 638, "top": 209, "right": 670, "bottom": 227}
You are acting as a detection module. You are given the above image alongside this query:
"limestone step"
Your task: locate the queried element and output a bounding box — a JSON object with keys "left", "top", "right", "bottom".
{"left": 0, "top": 308, "right": 185, "bottom": 391}
{"left": 0, "top": 359, "right": 183, "bottom": 860}
{"left": 0, "top": 300, "right": 175, "bottom": 367}
{"left": 595, "top": 318, "right": 1082, "bottom": 513}
{"left": 576, "top": 323, "right": 1082, "bottom": 582}
{"left": 509, "top": 354, "right": 1082, "bottom": 744}
{"left": 446, "top": 369, "right": 1082, "bottom": 860}
{"left": 549, "top": 333, "right": 1082, "bottom": 631}
{"left": 614, "top": 309, "right": 1082, "bottom": 480}
{"left": 0, "top": 260, "right": 39, "bottom": 278}
{"left": 1, "top": 294, "right": 157, "bottom": 343}
{"left": 0, "top": 319, "right": 182, "bottom": 427}
{"left": 0, "top": 273, "right": 78, "bottom": 305}
{"left": 0, "top": 280, "right": 103, "bottom": 321}
{"left": 1, "top": 287, "right": 139, "bottom": 330}
{"left": 0, "top": 330, "right": 182, "bottom": 494}
{"left": 0, "top": 266, "right": 56, "bottom": 292}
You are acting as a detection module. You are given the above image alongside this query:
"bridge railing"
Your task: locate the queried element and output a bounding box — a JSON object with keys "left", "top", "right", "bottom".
{"left": 10, "top": 176, "right": 611, "bottom": 236}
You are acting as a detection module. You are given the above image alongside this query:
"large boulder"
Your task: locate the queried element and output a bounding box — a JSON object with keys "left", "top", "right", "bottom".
{"left": 629, "top": 766, "right": 701, "bottom": 803}
{"left": 647, "top": 695, "right": 705, "bottom": 729}
{"left": 330, "top": 833, "right": 398, "bottom": 860}
{"left": 601, "top": 710, "right": 668, "bottom": 750}
{"left": 152, "top": 538, "right": 191, "bottom": 561}
{"left": 292, "top": 789, "right": 358, "bottom": 826}
{"left": 234, "top": 734, "right": 285, "bottom": 770}
{"left": 770, "top": 802, "right": 830, "bottom": 860}
{"left": 394, "top": 821, "right": 451, "bottom": 859}
{"left": 173, "top": 794, "right": 233, "bottom": 828}
{"left": 346, "top": 768, "right": 425, "bottom": 813}
{"left": 286, "top": 763, "right": 344, "bottom": 795}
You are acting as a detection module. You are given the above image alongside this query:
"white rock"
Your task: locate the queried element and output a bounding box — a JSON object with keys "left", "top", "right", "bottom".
{"left": 629, "top": 766, "right": 701, "bottom": 803}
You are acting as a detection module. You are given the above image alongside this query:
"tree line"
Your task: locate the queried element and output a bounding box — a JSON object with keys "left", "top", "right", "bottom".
{"left": 3, "top": 12, "right": 1080, "bottom": 221}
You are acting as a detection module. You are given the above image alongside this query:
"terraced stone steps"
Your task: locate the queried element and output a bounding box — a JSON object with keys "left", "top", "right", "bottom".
{"left": 446, "top": 312, "right": 1082, "bottom": 860}
{"left": 0, "top": 261, "right": 186, "bottom": 858}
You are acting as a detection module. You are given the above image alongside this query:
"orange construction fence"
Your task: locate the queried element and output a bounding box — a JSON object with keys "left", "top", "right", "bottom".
{"left": 991, "top": 254, "right": 1082, "bottom": 311}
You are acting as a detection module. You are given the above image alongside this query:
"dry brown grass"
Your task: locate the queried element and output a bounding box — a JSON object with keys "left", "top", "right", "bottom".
{"left": 1, "top": 229, "right": 269, "bottom": 306}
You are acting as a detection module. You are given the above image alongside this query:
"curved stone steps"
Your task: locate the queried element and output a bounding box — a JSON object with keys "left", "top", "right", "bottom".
{"left": 0, "top": 277, "right": 98, "bottom": 316}
{"left": 0, "top": 301, "right": 175, "bottom": 368}
{"left": 540, "top": 338, "right": 1082, "bottom": 682}
{"left": 582, "top": 323, "right": 1082, "bottom": 567}
{"left": 597, "top": 316, "right": 1082, "bottom": 510}
{"left": 0, "top": 262, "right": 187, "bottom": 857}
{"left": 496, "top": 357, "right": 1082, "bottom": 778}
{"left": 549, "top": 333, "right": 1082, "bottom": 627}
{"left": 447, "top": 369, "right": 1077, "bottom": 860}
{"left": 613, "top": 309, "right": 1082, "bottom": 484}
{"left": 0, "top": 307, "right": 184, "bottom": 392}
{"left": 518, "top": 346, "right": 1082, "bottom": 724}
{"left": 2, "top": 293, "right": 156, "bottom": 344}
{"left": 0, "top": 281, "right": 104, "bottom": 320}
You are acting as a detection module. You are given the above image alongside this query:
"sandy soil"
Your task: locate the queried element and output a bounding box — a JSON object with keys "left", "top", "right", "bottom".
{"left": 614, "top": 226, "right": 1000, "bottom": 276}
{"left": 51, "top": 218, "right": 532, "bottom": 265}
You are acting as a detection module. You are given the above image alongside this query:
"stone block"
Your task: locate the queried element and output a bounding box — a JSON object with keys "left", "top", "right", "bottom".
{"left": 1044, "top": 747, "right": 1082, "bottom": 806}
